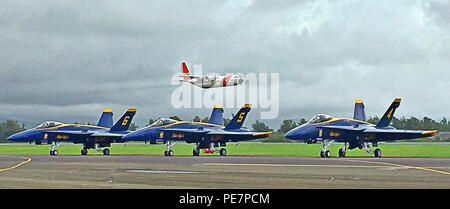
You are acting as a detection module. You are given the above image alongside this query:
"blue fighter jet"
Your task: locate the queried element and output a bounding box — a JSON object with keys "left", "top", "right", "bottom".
{"left": 123, "top": 104, "right": 271, "bottom": 156}
{"left": 284, "top": 98, "right": 437, "bottom": 158}
{"left": 8, "top": 108, "right": 137, "bottom": 156}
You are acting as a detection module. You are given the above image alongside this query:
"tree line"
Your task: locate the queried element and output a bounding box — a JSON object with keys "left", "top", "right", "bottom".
{"left": 1, "top": 116, "right": 450, "bottom": 142}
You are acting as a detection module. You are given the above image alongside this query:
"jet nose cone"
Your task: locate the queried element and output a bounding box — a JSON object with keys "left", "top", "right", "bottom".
{"left": 8, "top": 130, "right": 42, "bottom": 142}
{"left": 285, "top": 127, "right": 308, "bottom": 140}
{"left": 7, "top": 133, "right": 19, "bottom": 141}
{"left": 8, "top": 132, "right": 29, "bottom": 141}
{"left": 284, "top": 130, "right": 297, "bottom": 139}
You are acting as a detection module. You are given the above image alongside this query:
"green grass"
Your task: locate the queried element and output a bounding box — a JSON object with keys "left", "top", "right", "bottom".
{"left": 0, "top": 142, "right": 449, "bottom": 157}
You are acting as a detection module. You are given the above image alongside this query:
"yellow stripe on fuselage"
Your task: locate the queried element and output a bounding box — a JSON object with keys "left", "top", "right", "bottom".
{"left": 44, "top": 124, "right": 110, "bottom": 130}
{"left": 312, "top": 118, "right": 372, "bottom": 126}
{"left": 146, "top": 121, "right": 225, "bottom": 130}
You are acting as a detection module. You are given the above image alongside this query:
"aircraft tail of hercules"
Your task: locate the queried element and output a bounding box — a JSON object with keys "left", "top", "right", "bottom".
{"left": 97, "top": 109, "right": 113, "bottom": 128}
{"left": 376, "top": 98, "right": 401, "bottom": 128}
{"left": 182, "top": 62, "right": 190, "bottom": 74}
{"left": 353, "top": 99, "right": 366, "bottom": 121}
{"left": 109, "top": 108, "right": 137, "bottom": 132}
{"left": 209, "top": 105, "right": 224, "bottom": 125}
{"left": 224, "top": 104, "right": 251, "bottom": 130}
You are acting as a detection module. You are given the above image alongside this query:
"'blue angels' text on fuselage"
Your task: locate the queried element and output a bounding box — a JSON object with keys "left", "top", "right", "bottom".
{"left": 285, "top": 98, "right": 437, "bottom": 158}
{"left": 7, "top": 108, "right": 137, "bottom": 156}
{"left": 123, "top": 104, "right": 271, "bottom": 156}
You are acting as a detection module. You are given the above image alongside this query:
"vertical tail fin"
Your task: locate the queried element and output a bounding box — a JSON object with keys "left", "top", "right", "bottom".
{"left": 225, "top": 104, "right": 251, "bottom": 130}
{"left": 209, "top": 105, "right": 224, "bottom": 125}
{"left": 97, "top": 109, "right": 113, "bottom": 128}
{"left": 109, "top": 108, "right": 137, "bottom": 132}
{"left": 376, "top": 98, "right": 401, "bottom": 128}
{"left": 353, "top": 99, "right": 366, "bottom": 121}
{"left": 182, "top": 62, "right": 190, "bottom": 74}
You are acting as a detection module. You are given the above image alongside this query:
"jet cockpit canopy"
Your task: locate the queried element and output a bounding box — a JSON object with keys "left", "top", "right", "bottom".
{"left": 150, "top": 118, "right": 178, "bottom": 127}
{"left": 35, "top": 121, "right": 63, "bottom": 129}
{"left": 308, "top": 114, "right": 334, "bottom": 124}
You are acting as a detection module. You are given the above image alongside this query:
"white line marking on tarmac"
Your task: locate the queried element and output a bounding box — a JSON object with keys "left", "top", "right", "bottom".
{"left": 201, "top": 163, "right": 393, "bottom": 168}
{"left": 124, "top": 169, "right": 199, "bottom": 174}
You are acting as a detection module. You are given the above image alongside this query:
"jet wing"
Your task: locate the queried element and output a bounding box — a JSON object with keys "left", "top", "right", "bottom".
{"left": 207, "top": 130, "right": 271, "bottom": 136}
{"left": 163, "top": 128, "right": 210, "bottom": 134}
{"left": 45, "top": 130, "right": 94, "bottom": 135}
{"left": 362, "top": 129, "right": 437, "bottom": 140}
{"left": 46, "top": 130, "right": 126, "bottom": 137}
{"left": 162, "top": 128, "right": 271, "bottom": 141}
{"left": 318, "top": 125, "right": 367, "bottom": 132}
{"left": 90, "top": 132, "right": 126, "bottom": 137}
{"left": 206, "top": 130, "right": 272, "bottom": 142}
{"left": 318, "top": 125, "right": 437, "bottom": 141}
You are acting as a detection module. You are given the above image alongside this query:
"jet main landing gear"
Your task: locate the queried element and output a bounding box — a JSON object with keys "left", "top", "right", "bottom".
{"left": 374, "top": 148, "right": 382, "bottom": 158}
{"left": 192, "top": 143, "right": 227, "bottom": 156}
{"left": 363, "top": 142, "right": 382, "bottom": 158}
{"left": 219, "top": 148, "right": 227, "bottom": 156}
{"left": 95, "top": 143, "right": 111, "bottom": 156}
{"left": 338, "top": 142, "right": 347, "bottom": 157}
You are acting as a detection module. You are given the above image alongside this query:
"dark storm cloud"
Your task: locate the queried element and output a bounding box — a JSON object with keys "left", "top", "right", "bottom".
{"left": 0, "top": 0, "right": 449, "bottom": 128}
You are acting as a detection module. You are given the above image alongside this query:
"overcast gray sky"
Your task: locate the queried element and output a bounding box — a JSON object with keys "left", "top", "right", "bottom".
{"left": 0, "top": 0, "right": 449, "bottom": 129}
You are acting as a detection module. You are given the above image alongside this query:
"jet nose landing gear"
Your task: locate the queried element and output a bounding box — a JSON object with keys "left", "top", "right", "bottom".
{"left": 320, "top": 140, "right": 334, "bottom": 158}
{"left": 164, "top": 141, "right": 177, "bottom": 157}
{"left": 49, "top": 142, "right": 62, "bottom": 156}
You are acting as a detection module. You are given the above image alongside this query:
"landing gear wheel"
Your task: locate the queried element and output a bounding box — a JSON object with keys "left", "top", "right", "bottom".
{"left": 219, "top": 148, "right": 227, "bottom": 156}
{"left": 325, "top": 150, "right": 331, "bottom": 158}
{"left": 103, "top": 148, "right": 110, "bottom": 156}
{"left": 81, "top": 149, "right": 88, "bottom": 155}
{"left": 167, "top": 150, "right": 174, "bottom": 156}
{"left": 374, "top": 149, "right": 382, "bottom": 158}
{"left": 164, "top": 151, "right": 168, "bottom": 156}
{"left": 193, "top": 149, "right": 200, "bottom": 156}
{"left": 50, "top": 150, "right": 58, "bottom": 156}
{"left": 338, "top": 148, "right": 346, "bottom": 157}
{"left": 320, "top": 150, "right": 325, "bottom": 158}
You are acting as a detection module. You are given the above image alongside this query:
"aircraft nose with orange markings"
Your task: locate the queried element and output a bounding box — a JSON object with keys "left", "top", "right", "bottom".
{"left": 285, "top": 98, "right": 438, "bottom": 158}
{"left": 7, "top": 108, "right": 137, "bottom": 156}
{"left": 123, "top": 104, "right": 271, "bottom": 156}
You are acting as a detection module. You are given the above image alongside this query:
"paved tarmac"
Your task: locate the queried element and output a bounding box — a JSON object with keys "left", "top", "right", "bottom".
{"left": 0, "top": 155, "right": 449, "bottom": 189}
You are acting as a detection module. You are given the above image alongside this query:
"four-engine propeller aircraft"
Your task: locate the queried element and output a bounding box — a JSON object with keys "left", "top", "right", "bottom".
{"left": 179, "top": 62, "right": 244, "bottom": 88}
{"left": 123, "top": 104, "right": 271, "bottom": 156}
{"left": 7, "top": 108, "right": 137, "bottom": 156}
{"left": 284, "top": 98, "right": 438, "bottom": 158}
